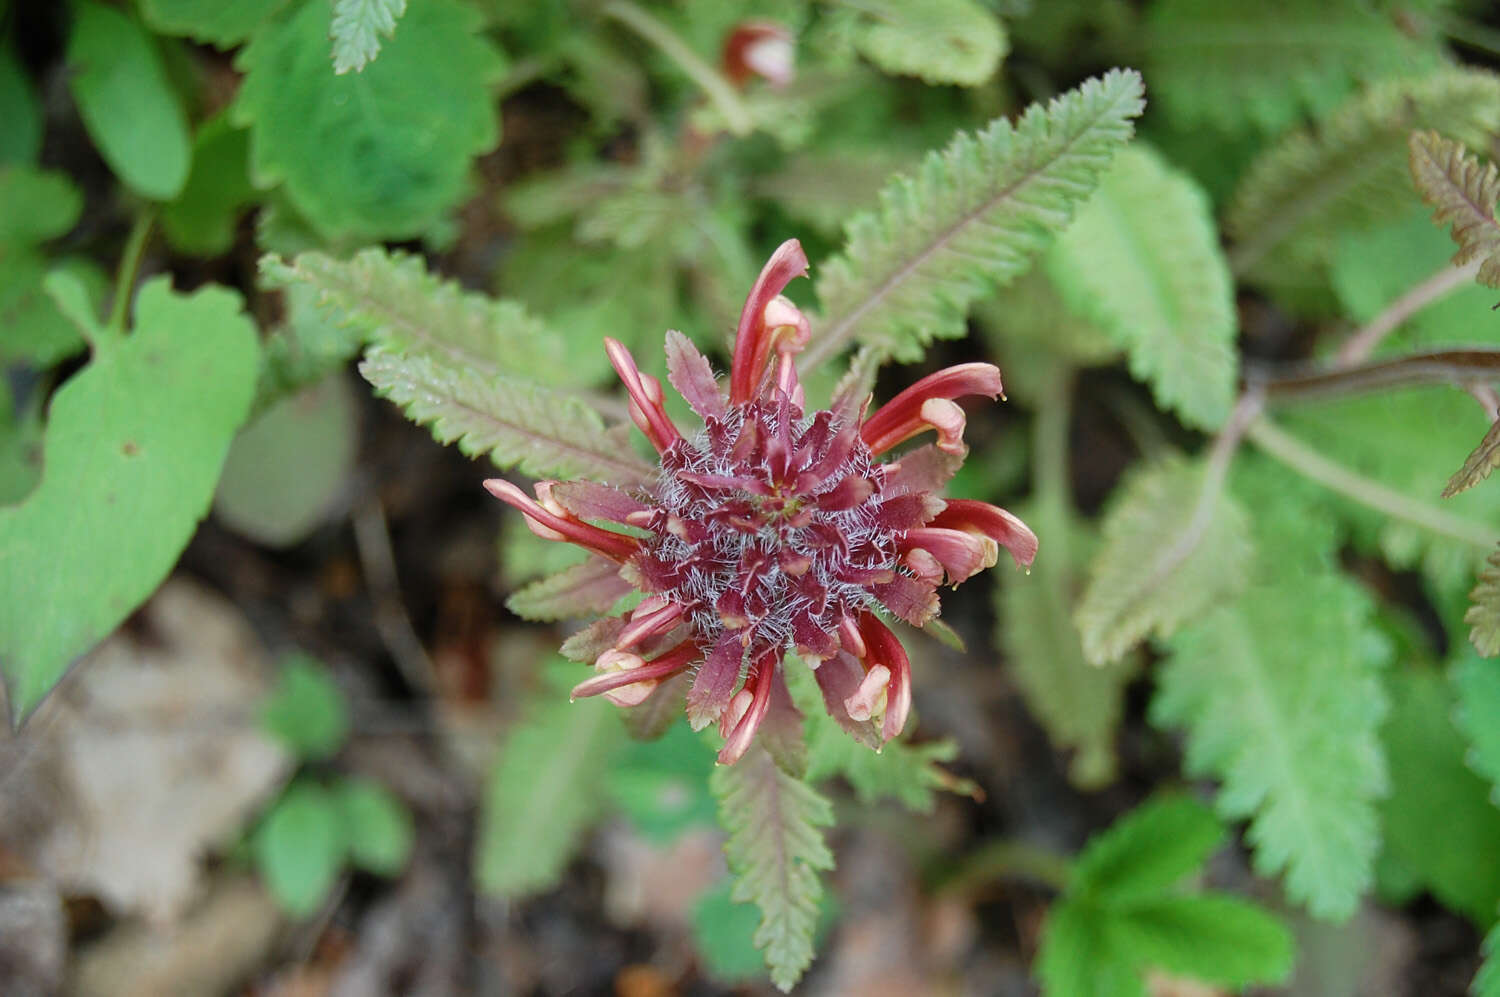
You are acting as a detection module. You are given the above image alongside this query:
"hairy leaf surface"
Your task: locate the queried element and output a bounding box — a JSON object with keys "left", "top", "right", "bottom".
{"left": 1465, "top": 548, "right": 1500, "bottom": 657}
{"left": 1409, "top": 130, "right": 1500, "bottom": 289}
{"left": 845, "top": 0, "right": 1007, "bottom": 87}
{"left": 1445, "top": 418, "right": 1500, "bottom": 499}
{"left": 332, "top": 0, "right": 407, "bottom": 74}
{"left": 804, "top": 68, "right": 1144, "bottom": 372}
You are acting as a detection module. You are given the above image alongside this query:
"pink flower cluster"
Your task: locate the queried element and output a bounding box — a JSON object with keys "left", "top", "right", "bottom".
{"left": 488, "top": 240, "right": 1036, "bottom": 763}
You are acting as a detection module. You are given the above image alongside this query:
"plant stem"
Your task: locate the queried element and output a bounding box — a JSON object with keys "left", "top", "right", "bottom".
{"left": 601, "top": 0, "right": 753, "bottom": 137}
{"left": 930, "top": 838, "right": 1073, "bottom": 896}
{"left": 108, "top": 210, "right": 156, "bottom": 335}
{"left": 1253, "top": 348, "right": 1500, "bottom": 404}
{"left": 1335, "top": 258, "right": 1482, "bottom": 364}
{"left": 1246, "top": 417, "right": 1500, "bottom": 550}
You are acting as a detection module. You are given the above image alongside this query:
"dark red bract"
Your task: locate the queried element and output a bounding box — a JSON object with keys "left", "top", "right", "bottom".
{"left": 486, "top": 239, "right": 1037, "bottom": 764}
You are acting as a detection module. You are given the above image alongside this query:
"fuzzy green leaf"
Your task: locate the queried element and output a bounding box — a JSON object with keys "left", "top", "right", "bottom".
{"left": 1445, "top": 419, "right": 1500, "bottom": 499}
{"left": 477, "top": 661, "right": 623, "bottom": 897}
{"left": 234, "top": 0, "right": 503, "bottom": 239}
{"left": 1227, "top": 68, "right": 1500, "bottom": 297}
{"left": 332, "top": 0, "right": 407, "bottom": 74}
{"left": 506, "top": 557, "right": 631, "bottom": 622}
{"left": 0, "top": 279, "right": 259, "bottom": 718}
{"left": 66, "top": 1, "right": 190, "bottom": 201}
{"left": 997, "top": 498, "right": 1136, "bottom": 789}
{"left": 1465, "top": 548, "right": 1500, "bottom": 656}
{"left": 1075, "top": 456, "right": 1254, "bottom": 666}
{"left": 846, "top": 0, "right": 1006, "bottom": 87}
{"left": 1070, "top": 794, "right": 1223, "bottom": 901}
{"left": 254, "top": 781, "right": 346, "bottom": 917}
{"left": 1153, "top": 496, "right": 1389, "bottom": 920}
{"left": 1099, "top": 895, "right": 1296, "bottom": 988}
{"left": 1409, "top": 130, "right": 1500, "bottom": 289}
{"left": 1145, "top": 0, "right": 1440, "bottom": 135}
{"left": 803, "top": 68, "right": 1145, "bottom": 372}
{"left": 1380, "top": 664, "right": 1500, "bottom": 926}
{"left": 712, "top": 745, "right": 834, "bottom": 992}
{"left": 1454, "top": 647, "right": 1500, "bottom": 791}
{"left": 139, "top": 0, "right": 283, "bottom": 47}
{"left": 1046, "top": 144, "right": 1237, "bottom": 430}
{"left": 260, "top": 653, "right": 350, "bottom": 761}
{"left": 337, "top": 777, "right": 414, "bottom": 876}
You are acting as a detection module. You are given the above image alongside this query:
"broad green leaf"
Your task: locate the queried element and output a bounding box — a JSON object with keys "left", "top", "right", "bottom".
{"left": 1101, "top": 894, "right": 1295, "bottom": 988}
{"left": 1036, "top": 902, "right": 1144, "bottom": 997}
{"left": 692, "top": 880, "right": 772, "bottom": 983}
{"left": 1454, "top": 647, "right": 1500, "bottom": 791}
{"left": 712, "top": 744, "right": 834, "bottom": 992}
{"left": 1227, "top": 68, "right": 1500, "bottom": 300}
{"left": 606, "top": 720, "right": 718, "bottom": 843}
{"left": 161, "top": 114, "right": 259, "bottom": 256}
{"left": 254, "top": 781, "right": 347, "bottom": 917}
{"left": 0, "top": 387, "right": 42, "bottom": 504}
{"left": 1409, "top": 131, "right": 1500, "bottom": 288}
{"left": 1478, "top": 922, "right": 1500, "bottom": 997}
{"left": 1145, "top": 0, "right": 1440, "bottom": 135}
{"left": 66, "top": 0, "right": 190, "bottom": 200}
{"left": 846, "top": 0, "right": 1006, "bottom": 87}
{"left": 0, "top": 45, "right": 41, "bottom": 165}
{"left": 997, "top": 498, "right": 1136, "bottom": 789}
{"left": 260, "top": 653, "right": 350, "bottom": 760}
{"left": 803, "top": 68, "right": 1144, "bottom": 372}
{"left": 140, "top": 0, "right": 284, "bottom": 47}
{"left": 477, "top": 660, "right": 623, "bottom": 897}
{"left": 0, "top": 168, "right": 91, "bottom": 368}
{"left": 1075, "top": 456, "right": 1254, "bottom": 666}
{"left": 0, "top": 278, "right": 259, "bottom": 718}
{"left": 332, "top": 0, "right": 408, "bottom": 74}
{"left": 1153, "top": 494, "right": 1389, "bottom": 920}
{"left": 0, "top": 166, "right": 82, "bottom": 245}
{"left": 1070, "top": 794, "right": 1223, "bottom": 901}
{"left": 234, "top": 0, "right": 504, "bottom": 239}
{"left": 1380, "top": 664, "right": 1500, "bottom": 926}
{"left": 214, "top": 374, "right": 358, "bottom": 547}
{"left": 1046, "top": 145, "right": 1237, "bottom": 430}
{"left": 0, "top": 256, "right": 105, "bottom": 369}
{"left": 337, "top": 777, "right": 414, "bottom": 876}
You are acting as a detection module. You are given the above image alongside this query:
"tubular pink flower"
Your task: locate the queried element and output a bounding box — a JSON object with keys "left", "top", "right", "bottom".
{"left": 722, "top": 21, "right": 795, "bottom": 88}
{"left": 860, "top": 362, "right": 1005, "bottom": 456}
{"left": 487, "top": 241, "right": 1035, "bottom": 763}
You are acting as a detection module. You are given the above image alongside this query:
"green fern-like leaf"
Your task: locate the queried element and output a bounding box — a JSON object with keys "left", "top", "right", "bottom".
{"left": 359, "top": 349, "right": 650, "bottom": 485}
{"left": 1046, "top": 144, "right": 1238, "bottom": 430}
{"left": 802, "top": 68, "right": 1145, "bottom": 372}
{"left": 1152, "top": 488, "right": 1389, "bottom": 920}
{"left": 506, "top": 557, "right": 631, "bottom": 622}
{"left": 1075, "top": 456, "right": 1255, "bottom": 666}
{"left": 1227, "top": 68, "right": 1500, "bottom": 299}
{"left": 1465, "top": 548, "right": 1500, "bottom": 657}
{"left": 712, "top": 745, "right": 835, "bottom": 992}
{"left": 331, "top": 0, "right": 406, "bottom": 74}
{"left": 476, "top": 660, "right": 624, "bottom": 897}
{"left": 1409, "top": 130, "right": 1500, "bottom": 289}
{"left": 1037, "top": 795, "right": 1295, "bottom": 996}
{"left": 1145, "top": 0, "right": 1440, "bottom": 135}
{"left": 843, "top": 0, "right": 1007, "bottom": 87}
{"left": 997, "top": 498, "right": 1137, "bottom": 789}
{"left": 1445, "top": 418, "right": 1500, "bottom": 499}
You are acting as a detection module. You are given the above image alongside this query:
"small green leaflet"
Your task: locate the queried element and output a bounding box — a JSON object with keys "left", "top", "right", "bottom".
{"left": 1074, "top": 455, "right": 1254, "bottom": 666}
{"left": 161, "top": 114, "right": 259, "bottom": 256}
{"left": 0, "top": 45, "right": 42, "bottom": 166}
{"left": 331, "top": 0, "right": 408, "bottom": 75}
{"left": 803, "top": 68, "right": 1145, "bottom": 373}
{"left": 1466, "top": 548, "right": 1500, "bottom": 657}
{"left": 66, "top": 0, "right": 190, "bottom": 201}
{"left": 476, "top": 660, "right": 623, "bottom": 898}
{"left": 1046, "top": 144, "right": 1238, "bottom": 431}
{"left": 234, "top": 0, "right": 504, "bottom": 240}
{"left": 254, "top": 780, "right": 346, "bottom": 917}
{"left": 139, "top": 0, "right": 283, "bottom": 47}
{"left": 0, "top": 166, "right": 89, "bottom": 369}
{"left": 844, "top": 0, "right": 1007, "bottom": 87}
{"left": 712, "top": 744, "right": 834, "bottom": 992}
{"left": 1036, "top": 794, "right": 1294, "bottom": 997}
{"left": 1445, "top": 419, "right": 1500, "bottom": 500}
{"left": 0, "top": 278, "right": 260, "bottom": 719}
{"left": 260, "top": 653, "right": 351, "bottom": 761}
{"left": 337, "top": 777, "right": 414, "bottom": 876}
{"left": 1409, "top": 130, "right": 1500, "bottom": 289}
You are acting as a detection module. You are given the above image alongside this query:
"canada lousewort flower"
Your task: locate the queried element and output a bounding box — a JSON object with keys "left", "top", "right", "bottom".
{"left": 486, "top": 239, "right": 1036, "bottom": 764}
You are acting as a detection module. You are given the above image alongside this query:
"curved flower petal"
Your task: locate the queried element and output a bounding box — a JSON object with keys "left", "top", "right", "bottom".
{"left": 729, "top": 239, "right": 810, "bottom": 405}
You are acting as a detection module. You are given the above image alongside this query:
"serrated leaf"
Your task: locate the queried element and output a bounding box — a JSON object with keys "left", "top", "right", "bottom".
{"left": 1227, "top": 68, "right": 1500, "bottom": 296}
{"left": 161, "top": 114, "right": 258, "bottom": 256}
{"left": 1046, "top": 145, "right": 1237, "bottom": 430}
{"left": 802, "top": 68, "right": 1145, "bottom": 372}
{"left": 234, "top": 0, "right": 503, "bottom": 239}
{"left": 506, "top": 557, "right": 631, "bottom": 622}
{"left": 254, "top": 781, "right": 347, "bottom": 917}
{"left": 1145, "top": 0, "right": 1440, "bottom": 135}
{"left": 476, "top": 661, "right": 623, "bottom": 897}
{"left": 712, "top": 744, "right": 834, "bottom": 992}
{"left": 139, "top": 0, "right": 284, "bottom": 47}
{"left": 1454, "top": 646, "right": 1500, "bottom": 790}
{"left": 1410, "top": 130, "right": 1500, "bottom": 289}
{"left": 0, "top": 278, "right": 260, "bottom": 718}
{"left": 1446, "top": 419, "right": 1500, "bottom": 499}
{"left": 0, "top": 45, "right": 42, "bottom": 166}
{"left": 336, "top": 777, "right": 414, "bottom": 876}
{"left": 261, "top": 653, "right": 350, "bottom": 760}
{"left": 1153, "top": 504, "right": 1389, "bottom": 920}
{"left": 1036, "top": 902, "right": 1145, "bottom": 997}
{"left": 1380, "top": 664, "right": 1500, "bottom": 926}
{"left": 846, "top": 0, "right": 1006, "bottom": 87}
{"left": 1071, "top": 794, "right": 1223, "bottom": 901}
{"left": 66, "top": 1, "right": 190, "bottom": 201}
{"left": 359, "top": 349, "right": 650, "bottom": 485}
{"left": 1075, "top": 456, "right": 1254, "bottom": 666}
{"left": 997, "top": 498, "right": 1136, "bottom": 789}
{"left": 1101, "top": 894, "right": 1295, "bottom": 988}
{"left": 332, "top": 0, "right": 406, "bottom": 74}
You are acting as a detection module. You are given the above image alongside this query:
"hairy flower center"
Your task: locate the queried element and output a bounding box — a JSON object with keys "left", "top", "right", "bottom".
{"left": 634, "top": 400, "right": 899, "bottom": 656}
